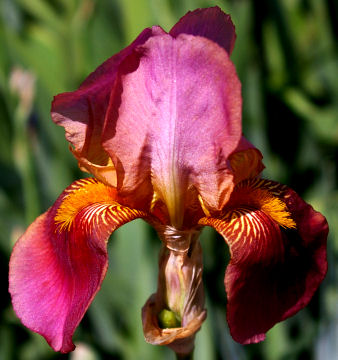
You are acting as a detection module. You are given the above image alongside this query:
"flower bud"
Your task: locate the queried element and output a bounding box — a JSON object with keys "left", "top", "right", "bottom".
{"left": 142, "top": 226, "right": 206, "bottom": 356}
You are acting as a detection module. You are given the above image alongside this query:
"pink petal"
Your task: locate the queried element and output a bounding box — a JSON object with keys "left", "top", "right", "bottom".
{"left": 170, "top": 7, "right": 236, "bottom": 55}
{"left": 199, "top": 179, "right": 328, "bottom": 344}
{"left": 103, "top": 34, "right": 242, "bottom": 225}
{"left": 51, "top": 26, "right": 165, "bottom": 186}
{"left": 9, "top": 178, "right": 148, "bottom": 353}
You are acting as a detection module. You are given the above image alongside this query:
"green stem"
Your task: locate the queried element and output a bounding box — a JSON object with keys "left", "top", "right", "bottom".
{"left": 13, "top": 105, "right": 40, "bottom": 224}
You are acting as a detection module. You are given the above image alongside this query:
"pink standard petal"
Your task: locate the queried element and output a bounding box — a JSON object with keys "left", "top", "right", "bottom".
{"left": 51, "top": 26, "right": 165, "bottom": 185}
{"left": 170, "top": 7, "right": 236, "bottom": 55}
{"left": 103, "top": 34, "right": 242, "bottom": 224}
{"left": 9, "top": 179, "right": 148, "bottom": 353}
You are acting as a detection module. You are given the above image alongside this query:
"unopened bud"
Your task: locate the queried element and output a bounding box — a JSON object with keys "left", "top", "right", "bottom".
{"left": 158, "top": 309, "right": 180, "bottom": 328}
{"left": 142, "top": 226, "right": 206, "bottom": 356}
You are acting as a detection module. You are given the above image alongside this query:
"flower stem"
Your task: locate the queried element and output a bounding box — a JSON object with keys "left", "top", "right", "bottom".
{"left": 176, "top": 352, "right": 194, "bottom": 360}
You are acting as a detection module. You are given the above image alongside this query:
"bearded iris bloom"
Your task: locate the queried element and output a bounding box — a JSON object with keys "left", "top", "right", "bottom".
{"left": 9, "top": 7, "right": 328, "bottom": 356}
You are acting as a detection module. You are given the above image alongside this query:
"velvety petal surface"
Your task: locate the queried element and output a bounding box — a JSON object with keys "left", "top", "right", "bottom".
{"left": 199, "top": 178, "right": 328, "bottom": 344}
{"left": 103, "top": 33, "right": 242, "bottom": 226}
{"left": 51, "top": 26, "right": 165, "bottom": 186}
{"left": 170, "top": 6, "right": 236, "bottom": 55}
{"left": 9, "top": 178, "right": 148, "bottom": 353}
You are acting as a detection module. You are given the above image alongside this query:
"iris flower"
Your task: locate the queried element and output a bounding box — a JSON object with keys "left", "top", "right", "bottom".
{"left": 9, "top": 7, "right": 328, "bottom": 356}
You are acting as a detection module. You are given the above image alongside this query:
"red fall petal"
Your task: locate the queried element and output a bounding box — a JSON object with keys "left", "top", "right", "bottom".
{"left": 199, "top": 179, "right": 328, "bottom": 344}
{"left": 9, "top": 178, "right": 148, "bottom": 353}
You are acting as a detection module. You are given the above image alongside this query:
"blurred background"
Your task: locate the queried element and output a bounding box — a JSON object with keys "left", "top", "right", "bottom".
{"left": 0, "top": 0, "right": 337, "bottom": 359}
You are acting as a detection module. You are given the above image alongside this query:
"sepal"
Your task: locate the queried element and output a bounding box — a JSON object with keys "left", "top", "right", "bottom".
{"left": 9, "top": 178, "right": 148, "bottom": 352}
{"left": 199, "top": 178, "right": 328, "bottom": 344}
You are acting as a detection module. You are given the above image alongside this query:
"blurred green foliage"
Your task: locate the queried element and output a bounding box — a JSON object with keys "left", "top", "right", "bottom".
{"left": 0, "top": 0, "right": 337, "bottom": 359}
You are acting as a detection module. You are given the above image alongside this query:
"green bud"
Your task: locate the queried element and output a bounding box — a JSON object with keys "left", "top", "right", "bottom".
{"left": 158, "top": 309, "right": 181, "bottom": 328}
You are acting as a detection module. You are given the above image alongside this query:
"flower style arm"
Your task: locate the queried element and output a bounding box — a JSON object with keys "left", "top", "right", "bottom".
{"left": 228, "top": 136, "right": 265, "bottom": 184}
{"left": 9, "top": 178, "right": 148, "bottom": 353}
{"left": 199, "top": 178, "right": 328, "bottom": 344}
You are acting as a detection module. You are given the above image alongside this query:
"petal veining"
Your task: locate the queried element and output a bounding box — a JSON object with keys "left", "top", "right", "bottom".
{"left": 199, "top": 178, "right": 328, "bottom": 344}
{"left": 9, "top": 178, "right": 148, "bottom": 353}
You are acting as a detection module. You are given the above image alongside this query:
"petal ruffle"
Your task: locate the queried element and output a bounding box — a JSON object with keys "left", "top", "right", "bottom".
{"left": 51, "top": 26, "right": 166, "bottom": 186}
{"left": 102, "top": 33, "right": 242, "bottom": 226}
{"left": 170, "top": 6, "right": 236, "bottom": 55}
{"left": 9, "top": 178, "right": 148, "bottom": 353}
{"left": 199, "top": 178, "right": 328, "bottom": 344}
